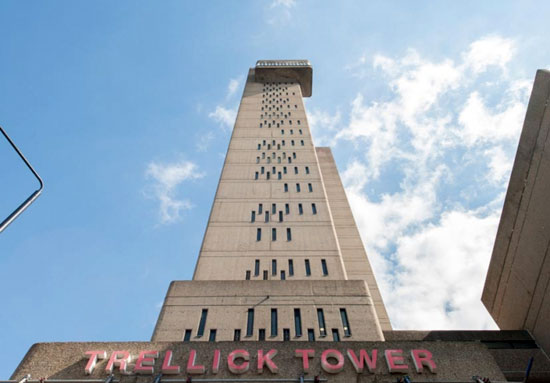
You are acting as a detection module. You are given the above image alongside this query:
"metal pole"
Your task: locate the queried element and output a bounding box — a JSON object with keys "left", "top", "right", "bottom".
{"left": 0, "top": 126, "right": 44, "bottom": 233}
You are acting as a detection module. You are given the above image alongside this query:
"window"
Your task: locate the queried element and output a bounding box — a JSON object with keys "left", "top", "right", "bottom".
{"left": 332, "top": 329, "right": 340, "bottom": 342}
{"left": 312, "top": 203, "right": 317, "bottom": 215}
{"left": 272, "top": 203, "right": 276, "bottom": 214}
{"left": 283, "top": 329, "right": 290, "bottom": 341}
{"left": 305, "top": 166, "right": 310, "bottom": 174}
{"left": 263, "top": 270, "right": 268, "bottom": 280}
{"left": 197, "top": 309, "right": 208, "bottom": 337}
{"left": 279, "top": 211, "right": 283, "bottom": 222}
{"left": 293, "top": 152, "right": 296, "bottom": 159}
{"left": 255, "top": 260, "right": 260, "bottom": 276}
{"left": 272, "top": 228, "right": 277, "bottom": 241}
{"left": 281, "top": 129, "right": 285, "bottom": 135}
{"left": 259, "top": 329, "right": 266, "bottom": 341}
{"left": 291, "top": 140, "right": 295, "bottom": 146}
{"left": 266, "top": 172, "right": 270, "bottom": 180}
{"left": 257, "top": 228, "right": 262, "bottom": 241}
{"left": 321, "top": 259, "right": 328, "bottom": 276}
{"left": 183, "top": 329, "right": 192, "bottom": 342}
{"left": 340, "top": 308, "right": 351, "bottom": 337}
{"left": 288, "top": 260, "right": 294, "bottom": 276}
{"left": 285, "top": 203, "right": 290, "bottom": 214}
{"left": 251, "top": 211, "right": 256, "bottom": 222}
{"left": 234, "top": 329, "right": 241, "bottom": 341}
{"left": 296, "top": 183, "right": 301, "bottom": 192}
{"left": 265, "top": 212, "right": 269, "bottom": 223}
{"left": 299, "top": 129, "right": 303, "bottom": 135}
{"left": 284, "top": 183, "right": 288, "bottom": 192}
{"left": 256, "top": 157, "right": 260, "bottom": 164}
{"left": 283, "top": 166, "right": 287, "bottom": 174}
{"left": 246, "top": 309, "right": 254, "bottom": 337}
{"left": 245, "top": 270, "right": 250, "bottom": 280}
{"left": 261, "top": 166, "right": 265, "bottom": 174}
{"left": 282, "top": 139, "right": 285, "bottom": 146}
{"left": 258, "top": 204, "right": 263, "bottom": 214}
{"left": 271, "top": 309, "right": 278, "bottom": 337}
{"left": 281, "top": 270, "right": 286, "bottom": 280}
{"left": 297, "top": 120, "right": 301, "bottom": 125}
{"left": 209, "top": 329, "right": 217, "bottom": 342}
{"left": 308, "top": 329, "right": 315, "bottom": 341}
{"left": 298, "top": 203, "right": 303, "bottom": 215}
{"left": 288, "top": 157, "right": 292, "bottom": 164}
{"left": 278, "top": 172, "right": 281, "bottom": 180}
{"left": 305, "top": 259, "right": 311, "bottom": 276}
{"left": 294, "top": 309, "right": 302, "bottom": 337}
{"left": 317, "top": 309, "right": 327, "bottom": 337}
{"left": 294, "top": 166, "right": 298, "bottom": 174}
{"left": 287, "top": 228, "right": 292, "bottom": 241}
{"left": 301, "top": 140, "right": 304, "bottom": 146}
{"left": 308, "top": 183, "right": 313, "bottom": 192}
{"left": 254, "top": 172, "right": 258, "bottom": 180}
{"left": 258, "top": 144, "right": 261, "bottom": 150}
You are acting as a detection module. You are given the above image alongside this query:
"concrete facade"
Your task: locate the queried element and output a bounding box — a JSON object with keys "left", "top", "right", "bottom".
{"left": 483, "top": 69, "right": 550, "bottom": 356}
{"left": 152, "top": 60, "right": 390, "bottom": 343}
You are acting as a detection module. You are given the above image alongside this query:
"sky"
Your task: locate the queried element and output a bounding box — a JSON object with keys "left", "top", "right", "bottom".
{"left": 1, "top": 0, "right": 549, "bottom": 377}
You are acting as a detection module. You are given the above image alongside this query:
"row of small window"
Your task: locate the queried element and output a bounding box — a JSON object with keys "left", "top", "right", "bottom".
{"left": 261, "top": 106, "right": 294, "bottom": 113}
{"left": 256, "top": 227, "right": 291, "bottom": 241}
{"left": 246, "top": 258, "right": 328, "bottom": 279}
{"left": 255, "top": 167, "right": 310, "bottom": 179}
{"left": 260, "top": 122, "right": 302, "bottom": 129}
{"left": 257, "top": 138, "right": 304, "bottom": 148}
{"left": 257, "top": 156, "right": 300, "bottom": 164}
{"left": 261, "top": 101, "right": 298, "bottom": 108}
{"left": 262, "top": 92, "right": 295, "bottom": 98}
{"left": 185, "top": 307, "right": 351, "bottom": 342}
{"left": 257, "top": 151, "right": 297, "bottom": 161}
{"left": 250, "top": 203, "right": 317, "bottom": 222}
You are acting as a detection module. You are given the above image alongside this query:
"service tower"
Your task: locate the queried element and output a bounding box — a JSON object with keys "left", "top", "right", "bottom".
{"left": 152, "top": 60, "right": 391, "bottom": 343}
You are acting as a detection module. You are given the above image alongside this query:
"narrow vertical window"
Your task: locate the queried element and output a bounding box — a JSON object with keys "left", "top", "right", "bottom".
{"left": 294, "top": 308, "right": 302, "bottom": 337}
{"left": 308, "top": 329, "right": 315, "bottom": 341}
{"left": 287, "top": 228, "right": 292, "bottom": 241}
{"left": 284, "top": 183, "right": 288, "bottom": 192}
{"left": 256, "top": 157, "right": 260, "bottom": 164}
{"left": 283, "top": 166, "right": 287, "bottom": 174}
{"left": 279, "top": 211, "right": 283, "bottom": 222}
{"left": 296, "top": 183, "right": 301, "bottom": 192}
{"left": 261, "top": 166, "right": 265, "bottom": 174}
{"left": 271, "top": 309, "right": 278, "bottom": 337}
{"left": 289, "top": 260, "right": 294, "bottom": 276}
{"left": 285, "top": 203, "right": 290, "bottom": 214}
{"left": 299, "top": 129, "right": 303, "bottom": 135}
{"left": 272, "top": 259, "right": 277, "bottom": 275}
{"left": 305, "top": 166, "right": 310, "bottom": 174}
{"left": 197, "top": 309, "right": 208, "bottom": 337}
{"left": 266, "top": 172, "right": 270, "bottom": 180}
{"left": 332, "top": 329, "right": 340, "bottom": 342}
{"left": 272, "top": 228, "right": 277, "bottom": 241}
{"left": 305, "top": 259, "right": 311, "bottom": 276}
{"left": 209, "top": 329, "right": 217, "bottom": 342}
{"left": 298, "top": 203, "right": 303, "bottom": 215}
{"left": 234, "top": 329, "right": 241, "bottom": 341}
{"left": 251, "top": 211, "right": 256, "bottom": 222}
{"left": 281, "top": 270, "right": 286, "bottom": 280}
{"left": 259, "top": 329, "right": 266, "bottom": 341}
{"left": 312, "top": 203, "right": 317, "bottom": 215}
{"left": 258, "top": 204, "right": 263, "bottom": 214}
{"left": 340, "top": 308, "right": 351, "bottom": 337}
{"left": 291, "top": 140, "right": 295, "bottom": 146}
{"left": 258, "top": 143, "right": 261, "bottom": 150}
{"left": 255, "top": 259, "right": 260, "bottom": 276}
{"left": 321, "top": 259, "right": 328, "bottom": 276}
{"left": 272, "top": 203, "right": 276, "bottom": 214}
{"left": 278, "top": 172, "right": 281, "bottom": 179}
{"left": 257, "top": 228, "right": 262, "bottom": 241}
{"left": 308, "top": 183, "right": 313, "bottom": 192}
{"left": 255, "top": 172, "right": 259, "bottom": 180}
{"left": 317, "top": 309, "right": 327, "bottom": 337}
{"left": 265, "top": 212, "right": 269, "bottom": 223}
{"left": 183, "top": 329, "right": 192, "bottom": 342}
{"left": 293, "top": 152, "right": 297, "bottom": 159}
{"left": 263, "top": 270, "right": 268, "bottom": 280}
{"left": 294, "top": 166, "right": 298, "bottom": 174}
{"left": 301, "top": 140, "right": 304, "bottom": 146}
{"left": 283, "top": 329, "right": 290, "bottom": 341}
{"left": 246, "top": 309, "right": 254, "bottom": 337}
{"left": 245, "top": 270, "right": 250, "bottom": 280}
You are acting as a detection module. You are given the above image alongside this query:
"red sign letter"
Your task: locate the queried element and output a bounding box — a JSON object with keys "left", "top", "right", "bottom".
{"left": 385, "top": 350, "right": 408, "bottom": 373}
{"left": 162, "top": 350, "right": 181, "bottom": 374}
{"left": 105, "top": 351, "right": 131, "bottom": 374}
{"left": 347, "top": 349, "right": 377, "bottom": 373}
{"left": 212, "top": 350, "right": 221, "bottom": 374}
{"left": 295, "top": 349, "right": 314, "bottom": 374}
{"left": 321, "top": 349, "right": 344, "bottom": 374}
{"left": 257, "top": 349, "right": 279, "bottom": 373}
{"left": 186, "top": 349, "right": 206, "bottom": 375}
{"left": 84, "top": 351, "right": 106, "bottom": 375}
{"left": 228, "top": 349, "right": 250, "bottom": 374}
{"left": 135, "top": 350, "right": 159, "bottom": 374}
{"left": 411, "top": 349, "right": 437, "bottom": 373}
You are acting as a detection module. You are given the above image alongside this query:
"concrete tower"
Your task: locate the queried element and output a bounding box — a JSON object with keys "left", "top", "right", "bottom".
{"left": 152, "top": 60, "right": 390, "bottom": 343}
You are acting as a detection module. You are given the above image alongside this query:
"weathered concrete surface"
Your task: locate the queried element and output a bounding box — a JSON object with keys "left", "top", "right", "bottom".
{"left": 12, "top": 341, "right": 505, "bottom": 382}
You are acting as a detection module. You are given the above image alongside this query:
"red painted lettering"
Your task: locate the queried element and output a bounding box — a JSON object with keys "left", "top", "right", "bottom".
{"left": 411, "top": 349, "right": 437, "bottom": 373}
{"left": 347, "top": 349, "right": 377, "bottom": 373}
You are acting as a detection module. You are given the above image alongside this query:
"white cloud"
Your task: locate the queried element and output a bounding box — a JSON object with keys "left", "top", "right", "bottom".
{"left": 145, "top": 160, "right": 204, "bottom": 224}
{"left": 209, "top": 106, "right": 237, "bottom": 130}
{"left": 306, "top": 108, "right": 341, "bottom": 146}
{"left": 332, "top": 35, "right": 529, "bottom": 330}
{"left": 267, "top": 0, "right": 296, "bottom": 25}
{"left": 227, "top": 77, "right": 242, "bottom": 99}
{"left": 270, "top": 0, "right": 295, "bottom": 8}
{"left": 195, "top": 130, "right": 216, "bottom": 152}
{"left": 463, "top": 36, "right": 516, "bottom": 74}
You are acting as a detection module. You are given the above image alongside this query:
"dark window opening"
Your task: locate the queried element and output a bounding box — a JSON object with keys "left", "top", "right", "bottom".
{"left": 283, "top": 329, "right": 290, "bottom": 341}
{"left": 183, "top": 329, "right": 192, "bottom": 342}
{"left": 332, "top": 329, "right": 340, "bottom": 342}
{"left": 340, "top": 308, "right": 351, "bottom": 337}
{"left": 305, "top": 259, "right": 311, "bottom": 276}
{"left": 271, "top": 309, "right": 278, "bottom": 337}
{"left": 234, "top": 329, "right": 241, "bottom": 341}
{"left": 279, "top": 211, "right": 283, "bottom": 222}
{"left": 245, "top": 270, "right": 251, "bottom": 280}
{"left": 289, "top": 260, "right": 294, "bottom": 276}
{"left": 285, "top": 203, "right": 290, "bottom": 214}
{"left": 251, "top": 211, "right": 256, "bottom": 222}
{"left": 281, "top": 270, "right": 286, "bottom": 280}
{"left": 258, "top": 204, "right": 263, "bottom": 214}
{"left": 287, "top": 228, "right": 292, "bottom": 241}
{"left": 246, "top": 309, "right": 254, "bottom": 337}
{"left": 272, "top": 228, "right": 277, "bottom": 241}
{"left": 272, "top": 259, "right": 277, "bottom": 275}
{"left": 312, "top": 203, "right": 317, "bottom": 215}
{"left": 322, "top": 259, "right": 328, "bottom": 276}
{"left": 259, "top": 329, "right": 266, "bottom": 341}
{"left": 308, "top": 183, "right": 313, "bottom": 192}
{"left": 209, "top": 329, "right": 217, "bottom": 342}
{"left": 294, "top": 308, "right": 302, "bottom": 337}
{"left": 263, "top": 270, "right": 268, "bottom": 280}
{"left": 197, "top": 309, "right": 208, "bottom": 337}
{"left": 308, "top": 329, "right": 315, "bottom": 341}
{"left": 257, "top": 228, "right": 262, "bottom": 241}
{"left": 317, "top": 309, "right": 327, "bottom": 337}
{"left": 255, "top": 260, "right": 260, "bottom": 276}
{"left": 298, "top": 203, "right": 303, "bottom": 215}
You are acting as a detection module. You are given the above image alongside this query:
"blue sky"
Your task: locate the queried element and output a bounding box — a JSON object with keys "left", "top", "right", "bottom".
{"left": 1, "top": 0, "right": 550, "bottom": 377}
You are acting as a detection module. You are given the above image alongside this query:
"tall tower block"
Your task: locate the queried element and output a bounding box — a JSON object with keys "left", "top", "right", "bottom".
{"left": 152, "top": 60, "right": 391, "bottom": 343}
